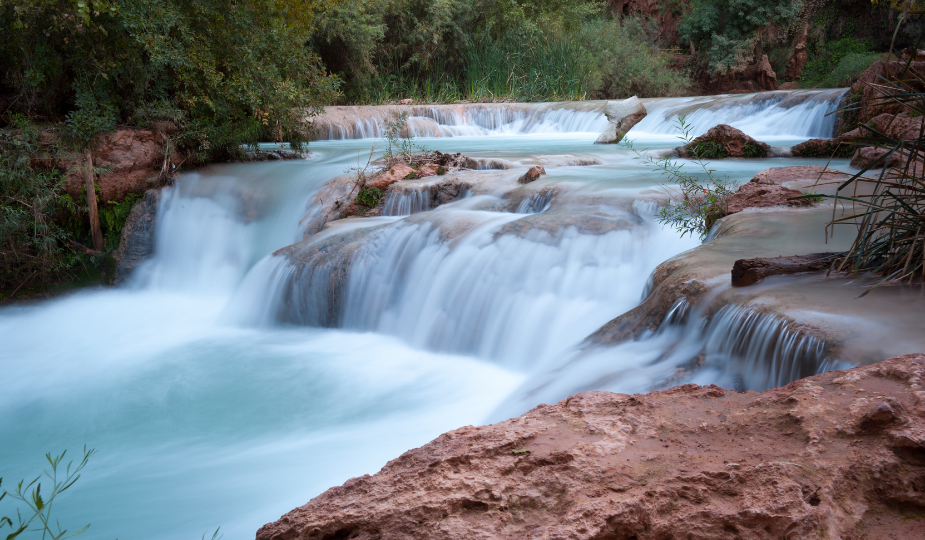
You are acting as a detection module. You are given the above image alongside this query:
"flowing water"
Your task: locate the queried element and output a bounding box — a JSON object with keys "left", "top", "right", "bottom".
{"left": 2, "top": 90, "right": 860, "bottom": 540}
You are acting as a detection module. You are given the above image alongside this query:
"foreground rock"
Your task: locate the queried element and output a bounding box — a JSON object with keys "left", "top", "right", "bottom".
{"left": 731, "top": 252, "right": 839, "bottom": 286}
{"left": 258, "top": 354, "right": 925, "bottom": 540}
{"left": 749, "top": 165, "right": 848, "bottom": 185}
{"left": 594, "top": 96, "right": 647, "bottom": 144}
{"left": 517, "top": 165, "right": 546, "bottom": 184}
{"left": 677, "top": 124, "right": 770, "bottom": 158}
{"left": 790, "top": 138, "right": 854, "bottom": 159}
{"left": 724, "top": 182, "right": 814, "bottom": 215}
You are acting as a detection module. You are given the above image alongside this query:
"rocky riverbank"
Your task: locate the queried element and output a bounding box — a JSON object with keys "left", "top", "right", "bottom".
{"left": 258, "top": 353, "right": 925, "bottom": 540}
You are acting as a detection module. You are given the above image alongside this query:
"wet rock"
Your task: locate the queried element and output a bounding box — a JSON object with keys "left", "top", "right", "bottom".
{"left": 725, "top": 182, "right": 813, "bottom": 215}
{"left": 113, "top": 189, "right": 161, "bottom": 283}
{"left": 678, "top": 124, "right": 770, "bottom": 159}
{"left": 753, "top": 54, "right": 778, "bottom": 91}
{"left": 594, "top": 96, "right": 647, "bottom": 144}
{"left": 791, "top": 138, "right": 855, "bottom": 159}
{"left": 731, "top": 252, "right": 839, "bottom": 286}
{"left": 750, "top": 165, "right": 849, "bottom": 185}
{"left": 257, "top": 354, "right": 925, "bottom": 540}
{"left": 517, "top": 165, "right": 546, "bottom": 184}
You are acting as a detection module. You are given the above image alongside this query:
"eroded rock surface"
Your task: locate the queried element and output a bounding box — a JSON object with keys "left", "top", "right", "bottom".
{"left": 258, "top": 354, "right": 925, "bottom": 540}
{"left": 113, "top": 189, "right": 161, "bottom": 283}
{"left": 750, "top": 165, "right": 848, "bottom": 185}
{"left": 594, "top": 97, "right": 647, "bottom": 144}
{"left": 724, "top": 182, "right": 813, "bottom": 215}
{"left": 731, "top": 253, "right": 839, "bottom": 287}
{"left": 518, "top": 165, "right": 546, "bottom": 184}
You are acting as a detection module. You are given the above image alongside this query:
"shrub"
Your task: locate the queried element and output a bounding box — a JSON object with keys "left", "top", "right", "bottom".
{"left": 627, "top": 116, "right": 737, "bottom": 239}
{"left": 356, "top": 186, "right": 383, "bottom": 208}
{"left": 816, "top": 52, "right": 880, "bottom": 88}
{"left": 801, "top": 37, "right": 874, "bottom": 87}
{"left": 743, "top": 142, "right": 767, "bottom": 158}
{"left": 691, "top": 141, "right": 729, "bottom": 159}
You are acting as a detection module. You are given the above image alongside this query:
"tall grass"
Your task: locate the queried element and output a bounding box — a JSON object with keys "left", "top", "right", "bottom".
{"left": 822, "top": 56, "right": 925, "bottom": 287}
{"left": 343, "top": 16, "right": 690, "bottom": 104}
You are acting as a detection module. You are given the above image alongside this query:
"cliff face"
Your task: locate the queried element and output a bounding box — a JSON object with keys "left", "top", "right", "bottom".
{"left": 258, "top": 354, "right": 925, "bottom": 540}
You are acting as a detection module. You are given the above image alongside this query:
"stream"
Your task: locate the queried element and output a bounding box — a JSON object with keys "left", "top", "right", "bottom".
{"left": 1, "top": 89, "right": 872, "bottom": 540}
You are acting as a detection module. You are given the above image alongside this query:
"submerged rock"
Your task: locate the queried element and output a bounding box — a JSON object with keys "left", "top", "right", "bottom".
{"left": 594, "top": 96, "right": 647, "bottom": 144}
{"left": 257, "top": 354, "right": 925, "bottom": 540}
{"left": 677, "top": 124, "right": 770, "bottom": 158}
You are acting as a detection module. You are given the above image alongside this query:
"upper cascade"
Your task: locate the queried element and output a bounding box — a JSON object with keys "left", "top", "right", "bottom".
{"left": 306, "top": 89, "right": 847, "bottom": 141}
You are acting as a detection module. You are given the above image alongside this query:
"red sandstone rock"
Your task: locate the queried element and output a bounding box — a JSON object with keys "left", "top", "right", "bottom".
{"left": 61, "top": 128, "right": 170, "bottom": 202}
{"left": 842, "top": 112, "right": 925, "bottom": 142}
{"left": 725, "top": 182, "right": 813, "bottom": 215}
{"left": 753, "top": 54, "right": 777, "bottom": 91}
{"left": 850, "top": 146, "right": 904, "bottom": 170}
{"left": 518, "top": 165, "right": 546, "bottom": 184}
{"left": 257, "top": 354, "right": 925, "bottom": 540}
{"left": 852, "top": 61, "right": 925, "bottom": 124}
{"left": 366, "top": 163, "right": 417, "bottom": 191}
{"left": 681, "top": 124, "right": 770, "bottom": 158}
{"left": 785, "top": 23, "right": 809, "bottom": 82}
{"left": 749, "top": 165, "right": 848, "bottom": 185}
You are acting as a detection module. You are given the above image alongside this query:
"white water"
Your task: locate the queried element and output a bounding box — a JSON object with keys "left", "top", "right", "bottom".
{"left": 1, "top": 91, "right": 855, "bottom": 540}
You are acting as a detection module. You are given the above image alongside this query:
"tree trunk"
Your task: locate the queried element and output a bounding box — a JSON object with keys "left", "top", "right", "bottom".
{"left": 85, "top": 148, "right": 104, "bottom": 251}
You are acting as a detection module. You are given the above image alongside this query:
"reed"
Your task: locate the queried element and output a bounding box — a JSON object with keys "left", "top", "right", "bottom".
{"left": 821, "top": 54, "right": 925, "bottom": 287}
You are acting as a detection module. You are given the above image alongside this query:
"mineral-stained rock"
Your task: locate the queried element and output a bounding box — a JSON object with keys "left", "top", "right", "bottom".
{"left": 366, "top": 163, "right": 417, "bottom": 191}
{"left": 113, "top": 188, "right": 161, "bottom": 283}
{"left": 594, "top": 96, "right": 647, "bottom": 144}
{"left": 678, "top": 124, "right": 771, "bottom": 159}
{"left": 749, "top": 165, "right": 849, "bottom": 185}
{"left": 731, "top": 252, "right": 839, "bottom": 286}
{"left": 790, "top": 138, "right": 855, "bottom": 159}
{"left": 257, "top": 354, "right": 925, "bottom": 540}
{"left": 724, "top": 182, "right": 813, "bottom": 215}
{"left": 517, "top": 165, "right": 546, "bottom": 184}
{"left": 785, "top": 23, "right": 810, "bottom": 81}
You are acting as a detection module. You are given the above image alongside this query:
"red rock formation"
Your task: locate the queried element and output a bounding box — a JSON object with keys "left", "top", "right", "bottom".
{"left": 753, "top": 54, "right": 777, "bottom": 91}
{"left": 257, "top": 354, "right": 925, "bottom": 540}
{"left": 785, "top": 23, "right": 809, "bottom": 82}
{"left": 60, "top": 128, "right": 174, "bottom": 202}
{"left": 724, "top": 182, "right": 813, "bottom": 215}
{"left": 790, "top": 139, "right": 855, "bottom": 159}
{"left": 750, "top": 165, "right": 848, "bottom": 185}
{"left": 842, "top": 112, "right": 925, "bottom": 141}
{"left": 852, "top": 61, "right": 925, "bottom": 124}
{"left": 366, "top": 163, "right": 417, "bottom": 191}
{"left": 680, "top": 124, "right": 770, "bottom": 158}
{"left": 518, "top": 165, "right": 546, "bottom": 184}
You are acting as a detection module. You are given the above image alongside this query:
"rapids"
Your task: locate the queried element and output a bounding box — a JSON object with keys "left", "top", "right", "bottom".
{"left": 1, "top": 90, "right": 874, "bottom": 540}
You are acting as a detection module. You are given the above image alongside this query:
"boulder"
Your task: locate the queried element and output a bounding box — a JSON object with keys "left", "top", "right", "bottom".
{"left": 750, "top": 165, "right": 848, "bottom": 185}
{"left": 517, "top": 165, "right": 546, "bottom": 184}
{"left": 257, "top": 354, "right": 925, "bottom": 540}
{"left": 731, "top": 252, "right": 839, "bottom": 286}
{"left": 842, "top": 112, "right": 925, "bottom": 141}
{"left": 850, "top": 146, "right": 904, "bottom": 169}
{"left": 725, "top": 182, "right": 814, "bottom": 215}
{"left": 791, "top": 138, "right": 855, "bottom": 159}
{"left": 594, "top": 96, "right": 647, "bottom": 144}
{"left": 679, "top": 124, "right": 770, "bottom": 158}
{"left": 753, "top": 54, "right": 777, "bottom": 91}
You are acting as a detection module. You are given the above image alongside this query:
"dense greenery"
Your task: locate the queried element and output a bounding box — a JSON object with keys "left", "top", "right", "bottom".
{"left": 310, "top": 0, "right": 690, "bottom": 103}
{"left": 1, "top": 0, "right": 339, "bottom": 161}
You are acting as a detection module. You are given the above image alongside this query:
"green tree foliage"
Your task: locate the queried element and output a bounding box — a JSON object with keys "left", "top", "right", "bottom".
{"left": 0, "top": 0, "right": 340, "bottom": 161}
{"left": 680, "top": 0, "right": 803, "bottom": 74}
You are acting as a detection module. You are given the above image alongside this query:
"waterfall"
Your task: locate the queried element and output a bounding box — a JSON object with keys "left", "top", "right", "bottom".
{"left": 309, "top": 90, "right": 847, "bottom": 141}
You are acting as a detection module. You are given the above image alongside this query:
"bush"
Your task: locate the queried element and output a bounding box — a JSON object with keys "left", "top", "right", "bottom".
{"left": 816, "top": 52, "right": 880, "bottom": 88}
{"left": 801, "top": 37, "right": 874, "bottom": 87}
{"left": 692, "top": 141, "right": 729, "bottom": 159}
{"left": 743, "top": 142, "right": 767, "bottom": 158}
{"left": 680, "top": 0, "right": 802, "bottom": 75}
{"left": 356, "top": 186, "right": 384, "bottom": 208}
